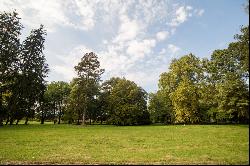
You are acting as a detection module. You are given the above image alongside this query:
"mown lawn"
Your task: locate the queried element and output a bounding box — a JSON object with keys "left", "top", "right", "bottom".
{"left": 0, "top": 124, "right": 248, "bottom": 165}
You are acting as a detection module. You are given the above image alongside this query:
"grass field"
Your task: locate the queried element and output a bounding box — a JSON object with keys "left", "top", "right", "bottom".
{"left": 0, "top": 124, "right": 248, "bottom": 165}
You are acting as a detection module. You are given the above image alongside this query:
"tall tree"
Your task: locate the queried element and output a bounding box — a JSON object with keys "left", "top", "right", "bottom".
{"left": 0, "top": 11, "right": 22, "bottom": 125}
{"left": 170, "top": 78, "right": 200, "bottom": 124}
{"left": 158, "top": 54, "right": 204, "bottom": 124}
{"left": 0, "top": 11, "right": 49, "bottom": 125}
{"left": 19, "top": 25, "right": 49, "bottom": 124}
{"left": 206, "top": 47, "right": 249, "bottom": 123}
{"left": 74, "top": 52, "right": 104, "bottom": 125}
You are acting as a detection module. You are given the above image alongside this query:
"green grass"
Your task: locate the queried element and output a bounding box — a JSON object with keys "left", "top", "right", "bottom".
{"left": 0, "top": 124, "right": 248, "bottom": 165}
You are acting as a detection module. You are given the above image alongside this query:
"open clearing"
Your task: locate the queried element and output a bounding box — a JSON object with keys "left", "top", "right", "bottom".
{"left": 0, "top": 124, "right": 248, "bottom": 165}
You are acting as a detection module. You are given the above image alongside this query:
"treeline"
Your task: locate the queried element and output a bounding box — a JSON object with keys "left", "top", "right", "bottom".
{"left": 0, "top": 11, "right": 249, "bottom": 126}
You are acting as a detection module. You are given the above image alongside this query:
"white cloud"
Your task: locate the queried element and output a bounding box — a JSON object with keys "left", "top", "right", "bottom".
{"left": 169, "top": 6, "right": 193, "bottom": 27}
{"left": 72, "top": 0, "right": 96, "bottom": 31}
{"left": 51, "top": 65, "right": 75, "bottom": 81}
{"left": 51, "top": 45, "right": 93, "bottom": 81}
{"left": 102, "top": 40, "right": 108, "bottom": 44}
{"left": 134, "top": 0, "right": 170, "bottom": 26}
{"left": 0, "top": 0, "right": 205, "bottom": 92}
{"left": 186, "top": 6, "right": 193, "bottom": 10}
{"left": 126, "top": 39, "right": 156, "bottom": 58}
{"left": 156, "top": 31, "right": 169, "bottom": 41}
{"left": 168, "top": 44, "right": 180, "bottom": 55}
{"left": 194, "top": 9, "right": 205, "bottom": 16}
{"left": 0, "top": 0, "right": 72, "bottom": 32}
{"left": 113, "top": 14, "right": 140, "bottom": 43}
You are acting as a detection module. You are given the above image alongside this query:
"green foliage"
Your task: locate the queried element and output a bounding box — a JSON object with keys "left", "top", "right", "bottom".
{"left": 170, "top": 78, "right": 201, "bottom": 124}
{"left": 104, "top": 77, "right": 150, "bottom": 126}
{"left": 231, "top": 25, "right": 249, "bottom": 76}
{"left": 159, "top": 54, "right": 203, "bottom": 92}
{"left": 158, "top": 54, "right": 203, "bottom": 124}
{"left": 156, "top": 25, "right": 249, "bottom": 124}
{"left": 0, "top": 11, "right": 23, "bottom": 125}
{"left": 66, "top": 52, "right": 104, "bottom": 125}
{"left": 216, "top": 76, "right": 249, "bottom": 123}
{"left": 0, "top": 11, "right": 22, "bottom": 81}
{"left": 148, "top": 91, "right": 173, "bottom": 124}
{"left": 204, "top": 27, "right": 249, "bottom": 123}
{"left": 19, "top": 25, "right": 48, "bottom": 124}
{"left": 39, "top": 81, "right": 70, "bottom": 124}
{"left": 0, "top": 11, "right": 48, "bottom": 125}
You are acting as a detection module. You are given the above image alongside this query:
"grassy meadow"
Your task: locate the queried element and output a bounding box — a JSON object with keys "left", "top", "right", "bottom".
{"left": 0, "top": 124, "right": 249, "bottom": 165}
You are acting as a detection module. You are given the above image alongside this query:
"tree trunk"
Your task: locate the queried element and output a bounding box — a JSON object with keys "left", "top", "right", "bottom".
{"left": 82, "top": 93, "right": 87, "bottom": 125}
{"left": 0, "top": 119, "right": 3, "bottom": 126}
{"left": 77, "top": 109, "right": 80, "bottom": 125}
{"left": 58, "top": 101, "right": 61, "bottom": 124}
{"left": 16, "top": 119, "right": 19, "bottom": 125}
{"left": 41, "top": 104, "right": 44, "bottom": 124}
{"left": 90, "top": 118, "right": 91, "bottom": 125}
{"left": 0, "top": 116, "right": 3, "bottom": 126}
{"left": 41, "top": 118, "right": 45, "bottom": 124}
{"left": 0, "top": 91, "right": 3, "bottom": 126}
{"left": 101, "top": 119, "right": 103, "bottom": 125}
{"left": 82, "top": 112, "right": 85, "bottom": 125}
{"left": 24, "top": 117, "right": 28, "bottom": 125}
{"left": 53, "top": 102, "right": 56, "bottom": 124}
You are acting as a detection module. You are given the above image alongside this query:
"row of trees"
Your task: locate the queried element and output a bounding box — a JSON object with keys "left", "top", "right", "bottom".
{"left": 0, "top": 11, "right": 151, "bottom": 126}
{"left": 0, "top": 10, "right": 249, "bottom": 126}
{"left": 41, "top": 64, "right": 151, "bottom": 126}
{"left": 149, "top": 25, "right": 249, "bottom": 124}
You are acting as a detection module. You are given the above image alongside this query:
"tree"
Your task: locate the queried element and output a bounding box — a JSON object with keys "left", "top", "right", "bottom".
{"left": 36, "top": 93, "right": 54, "bottom": 124}
{"left": 0, "top": 11, "right": 22, "bottom": 125}
{"left": 65, "top": 79, "right": 83, "bottom": 124}
{"left": 158, "top": 54, "right": 204, "bottom": 124}
{"left": 105, "top": 77, "right": 150, "bottom": 126}
{"left": 73, "top": 52, "right": 104, "bottom": 125}
{"left": 0, "top": 11, "right": 49, "bottom": 125}
{"left": 98, "top": 77, "right": 121, "bottom": 124}
{"left": 216, "top": 75, "right": 249, "bottom": 123}
{"left": 170, "top": 78, "right": 201, "bottom": 124}
{"left": 44, "top": 81, "right": 71, "bottom": 124}
{"left": 206, "top": 46, "right": 249, "bottom": 123}
{"left": 19, "top": 25, "right": 49, "bottom": 124}
{"left": 148, "top": 91, "right": 174, "bottom": 124}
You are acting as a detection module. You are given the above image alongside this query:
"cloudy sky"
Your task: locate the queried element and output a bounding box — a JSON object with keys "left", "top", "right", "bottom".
{"left": 0, "top": 0, "right": 249, "bottom": 92}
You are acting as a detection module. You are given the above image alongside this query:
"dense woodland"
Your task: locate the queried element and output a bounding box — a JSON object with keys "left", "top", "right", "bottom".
{"left": 0, "top": 9, "right": 249, "bottom": 126}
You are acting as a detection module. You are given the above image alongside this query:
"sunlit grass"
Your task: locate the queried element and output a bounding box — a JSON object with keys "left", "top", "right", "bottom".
{"left": 0, "top": 124, "right": 248, "bottom": 164}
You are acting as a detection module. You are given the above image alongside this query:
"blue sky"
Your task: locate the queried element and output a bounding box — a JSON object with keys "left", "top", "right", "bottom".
{"left": 0, "top": 0, "right": 248, "bottom": 93}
